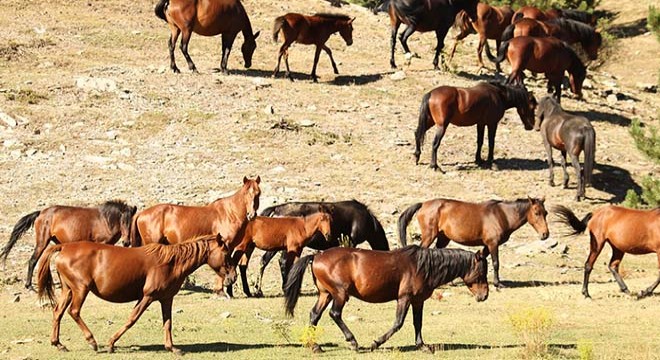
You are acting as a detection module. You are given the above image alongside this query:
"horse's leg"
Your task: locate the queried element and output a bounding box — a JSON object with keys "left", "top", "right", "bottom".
{"left": 400, "top": 25, "right": 417, "bottom": 63}
{"left": 309, "top": 290, "right": 332, "bottom": 353}
{"left": 321, "top": 45, "right": 339, "bottom": 74}
{"left": 477, "top": 35, "right": 486, "bottom": 69}
{"left": 67, "top": 287, "right": 98, "bottom": 351}
{"left": 278, "top": 250, "right": 288, "bottom": 289}
{"left": 273, "top": 43, "right": 289, "bottom": 78}
{"left": 283, "top": 249, "right": 300, "bottom": 286}
{"left": 310, "top": 45, "right": 322, "bottom": 82}
{"left": 412, "top": 302, "right": 432, "bottom": 353}
{"left": 543, "top": 135, "right": 555, "bottom": 186}
{"left": 475, "top": 123, "right": 485, "bottom": 166}
{"left": 329, "top": 294, "right": 359, "bottom": 351}
{"left": 486, "top": 123, "right": 499, "bottom": 170}
{"left": 607, "top": 247, "right": 630, "bottom": 295}
{"left": 179, "top": 27, "right": 197, "bottom": 73}
{"left": 160, "top": 297, "right": 181, "bottom": 354}
{"left": 419, "top": 219, "right": 440, "bottom": 248}
{"left": 638, "top": 252, "right": 660, "bottom": 298}
{"left": 432, "top": 28, "right": 449, "bottom": 70}
{"left": 108, "top": 295, "right": 154, "bottom": 353}
{"left": 220, "top": 33, "right": 238, "bottom": 74}
{"left": 223, "top": 249, "right": 246, "bottom": 298}
{"left": 51, "top": 283, "right": 72, "bottom": 352}
{"left": 559, "top": 150, "right": 569, "bottom": 188}
{"left": 26, "top": 235, "right": 50, "bottom": 290}
{"left": 284, "top": 48, "right": 293, "bottom": 82}
{"left": 371, "top": 296, "right": 411, "bottom": 350}
{"left": 487, "top": 242, "right": 504, "bottom": 288}
{"left": 429, "top": 124, "right": 448, "bottom": 172}
{"left": 434, "top": 232, "right": 450, "bottom": 249}
{"left": 238, "top": 244, "right": 255, "bottom": 297}
{"left": 569, "top": 152, "right": 583, "bottom": 201}
{"left": 167, "top": 24, "right": 181, "bottom": 73}
{"left": 582, "top": 232, "right": 604, "bottom": 298}
{"left": 390, "top": 20, "right": 401, "bottom": 68}
{"left": 254, "top": 250, "right": 278, "bottom": 298}
{"left": 494, "top": 39, "right": 502, "bottom": 73}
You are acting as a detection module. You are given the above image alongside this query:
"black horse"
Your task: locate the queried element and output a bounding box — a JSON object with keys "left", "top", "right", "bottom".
{"left": 250, "top": 199, "right": 390, "bottom": 297}
{"left": 387, "top": 0, "right": 479, "bottom": 70}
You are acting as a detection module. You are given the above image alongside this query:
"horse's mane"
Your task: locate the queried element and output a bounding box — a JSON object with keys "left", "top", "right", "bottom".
{"left": 99, "top": 200, "right": 134, "bottom": 228}
{"left": 487, "top": 81, "right": 530, "bottom": 108}
{"left": 399, "top": 245, "right": 474, "bottom": 284}
{"left": 556, "top": 8, "right": 593, "bottom": 24}
{"left": 143, "top": 236, "right": 213, "bottom": 278}
{"left": 313, "top": 13, "right": 351, "bottom": 21}
{"left": 562, "top": 42, "right": 586, "bottom": 74}
{"left": 550, "top": 18, "right": 599, "bottom": 44}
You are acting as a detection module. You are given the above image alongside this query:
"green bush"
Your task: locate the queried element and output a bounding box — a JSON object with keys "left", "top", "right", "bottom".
{"left": 649, "top": 6, "right": 660, "bottom": 42}
{"left": 630, "top": 119, "right": 660, "bottom": 163}
{"left": 624, "top": 119, "right": 660, "bottom": 208}
{"left": 485, "top": 0, "right": 599, "bottom": 11}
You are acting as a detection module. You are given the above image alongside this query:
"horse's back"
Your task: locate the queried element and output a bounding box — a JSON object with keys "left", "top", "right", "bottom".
{"left": 509, "top": 36, "right": 568, "bottom": 73}
{"left": 590, "top": 206, "right": 660, "bottom": 253}
{"left": 137, "top": 203, "right": 216, "bottom": 244}
{"left": 187, "top": 0, "right": 246, "bottom": 36}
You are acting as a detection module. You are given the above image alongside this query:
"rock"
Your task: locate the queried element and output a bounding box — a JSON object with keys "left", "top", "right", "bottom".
{"left": 175, "top": 308, "right": 184, "bottom": 314}
{"left": 270, "top": 165, "right": 286, "bottom": 173}
{"left": 219, "top": 311, "right": 231, "bottom": 319}
{"left": 390, "top": 71, "right": 406, "bottom": 81}
{"left": 514, "top": 238, "right": 559, "bottom": 255}
{"left": 106, "top": 130, "right": 118, "bottom": 140}
{"left": 299, "top": 119, "right": 315, "bottom": 127}
{"left": 264, "top": 105, "right": 274, "bottom": 115}
{"left": 635, "top": 83, "right": 657, "bottom": 93}
{"left": 59, "top": 144, "right": 66, "bottom": 153}
{"left": 3, "top": 139, "right": 19, "bottom": 148}
{"left": 75, "top": 76, "right": 117, "bottom": 92}
{"left": 11, "top": 295, "right": 19, "bottom": 303}
{"left": 0, "top": 110, "right": 17, "bottom": 127}
{"left": 346, "top": 315, "right": 362, "bottom": 322}
{"left": 606, "top": 94, "right": 618, "bottom": 105}
{"left": 582, "top": 78, "right": 594, "bottom": 90}
{"left": 25, "top": 148, "right": 37, "bottom": 157}
{"left": 119, "top": 147, "right": 131, "bottom": 157}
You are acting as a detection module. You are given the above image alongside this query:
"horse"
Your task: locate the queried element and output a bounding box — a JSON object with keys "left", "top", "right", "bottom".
{"left": 448, "top": 3, "right": 514, "bottom": 72}
{"left": 256, "top": 199, "right": 390, "bottom": 296}
{"left": 284, "top": 246, "right": 489, "bottom": 353}
{"left": 130, "top": 176, "right": 260, "bottom": 294}
{"left": 398, "top": 197, "right": 549, "bottom": 288}
{"left": 512, "top": 6, "right": 600, "bottom": 26}
{"left": 37, "top": 234, "right": 236, "bottom": 354}
{"left": 500, "top": 18, "right": 602, "bottom": 60}
{"left": 1, "top": 200, "right": 137, "bottom": 290}
{"left": 272, "top": 13, "right": 354, "bottom": 82}
{"left": 553, "top": 205, "right": 660, "bottom": 299}
{"left": 488, "top": 36, "right": 586, "bottom": 102}
{"left": 414, "top": 81, "right": 536, "bottom": 172}
{"left": 388, "top": 0, "right": 479, "bottom": 70}
{"left": 226, "top": 212, "right": 332, "bottom": 297}
{"left": 154, "top": 0, "right": 260, "bottom": 74}
{"left": 534, "top": 96, "right": 596, "bottom": 201}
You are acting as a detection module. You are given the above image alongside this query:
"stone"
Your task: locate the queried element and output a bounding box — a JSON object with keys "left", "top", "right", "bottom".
{"left": 75, "top": 76, "right": 117, "bottom": 92}
{"left": 219, "top": 311, "right": 231, "bottom": 319}
{"left": 636, "top": 83, "right": 657, "bottom": 93}
{"left": 299, "top": 119, "right": 315, "bottom": 127}
{"left": 606, "top": 94, "right": 618, "bottom": 105}
{"left": 264, "top": 105, "right": 274, "bottom": 115}
{"left": 390, "top": 71, "right": 406, "bottom": 81}
{"left": 11, "top": 295, "right": 19, "bottom": 303}
{"left": 0, "top": 110, "right": 17, "bottom": 127}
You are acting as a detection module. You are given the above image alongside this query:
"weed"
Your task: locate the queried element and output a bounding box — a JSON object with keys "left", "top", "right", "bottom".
{"left": 508, "top": 306, "right": 555, "bottom": 358}
{"left": 5, "top": 89, "right": 48, "bottom": 105}
{"left": 577, "top": 339, "right": 594, "bottom": 360}
{"left": 648, "top": 6, "right": 660, "bottom": 42}
{"left": 296, "top": 325, "right": 325, "bottom": 349}
{"left": 271, "top": 320, "right": 294, "bottom": 344}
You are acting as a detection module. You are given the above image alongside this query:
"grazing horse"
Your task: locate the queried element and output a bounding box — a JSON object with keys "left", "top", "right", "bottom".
{"left": 513, "top": 6, "right": 600, "bottom": 26}
{"left": 272, "top": 13, "right": 354, "bottom": 82}
{"left": 37, "top": 234, "right": 236, "bottom": 354}
{"left": 554, "top": 205, "right": 660, "bottom": 299}
{"left": 257, "top": 199, "right": 389, "bottom": 295}
{"left": 449, "top": 3, "right": 514, "bottom": 72}
{"left": 534, "top": 96, "right": 596, "bottom": 201}
{"left": 154, "top": 0, "right": 260, "bottom": 73}
{"left": 414, "top": 81, "right": 536, "bottom": 172}
{"left": 398, "top": 197, "right": 549, "bottom": 287}
{"left": 500, "top": 18, "right": 602, "bottom": 60}
{"left": 488, "top": 36, "right": 586, "bottom": 102}
{"left": 1, "top": 200, "right": 137, "bottom": 290}
{"left": 227, "top": 212, "right": 332, "bottom": 297}
{"left": 284, "top": 246, "right": 488, "bottom": 353}
{"left": 388, "top": 0, "right": 479, "bottom": 70}
{"left": 130, "top": 176, "right": 260, "bottom": 294}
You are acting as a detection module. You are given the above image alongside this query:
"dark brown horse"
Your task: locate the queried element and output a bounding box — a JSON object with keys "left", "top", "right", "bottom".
{"left": 154, "top": 0, "right": 260, "bottom": 73}
{"left": 488, "top": 36, "right": 586, "bottom": 102}
{"left": 388, "top": 0, "right": 479, "bottom": 70}
{"left": 554, "top": 205, "right": 660, "bottom": 299}
{"left": 414, "top": 81, "right": 536, "bottom": 172}
{"left": 512, "top": 6, "right": 600, "bottom": 26}
{"left": 1, "top": 200, "right": 137, "bottom": 290}
{"left": 284, "top": 246, "right": 488, "bottom": 353}
{"left": 449, "top": 3, "right": 513, "bottom": 72}
{"left": 227, "top": 212, "right": 332, "bottom": 297}
{"left": 398, "top": 197, "right": 549, "bottom": 287}
{"left": 272, "top": 13, "right": 354, "bottom": 82}
{"left": 37, "top": 234, "right": 236, "bottom": 354}
{"left": 500, "top": 17, "right": 602, "bottom": 60}
{"left": 534, "top": 96, "right": 596, "bottom": 201}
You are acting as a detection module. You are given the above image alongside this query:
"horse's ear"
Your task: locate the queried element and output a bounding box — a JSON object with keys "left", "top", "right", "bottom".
{"left": 349, "top": 17, "right": 356, "bottom": 24}
{"left": 132, "top": 206, "right": 138, "bottom": 215}
{"left": 254, "top": 31, "right": 261, "bottom": 39}
{"left": 243, "top": 176, "right": 248, "bottom": 184}
{"left": 255, "top": 175, "right": 261, "bottom": 184}
{"left": 539, "top": 196, "right": 546, "bottom": 203}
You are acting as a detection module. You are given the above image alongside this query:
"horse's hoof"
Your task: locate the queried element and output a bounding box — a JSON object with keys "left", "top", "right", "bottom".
{"left": 370, "top": 341, "right": 379, "bottom": 351}
{"left": 171, "top": 347, "right": 184, "bottom": 355}
{"left": 312, "top": 344, "right": 324, "bottom": 353}
{"left": 417, "top": 344, "right": 434, "bottom": 353}
{"left": 254, "top": 290, "right": 264, "bottom": 298}
{"left": 89, "top": 342, "right": 98, "bottom": 352}
{"left": 490, "top": 163, "right": 499, "bottom": 171}
{"left": 349, "top": 340, "right": 359, "bottom": 352}
{"left": 172, "top": 68, "right": 180, "bottom": 74}
{"left": 549, "top": 180, "right": 555, "bottom": 187}
{"left": 107, "top": 346, "right": 115, "bottom": 354}
{"left": 494, "top": 282, "right": 506, "bottom": 289}
{"left": 55, "top": 343, "right": 69, "bottom": 352}
{"left": 637, "top": 290, "right": 648, "bottom": 299}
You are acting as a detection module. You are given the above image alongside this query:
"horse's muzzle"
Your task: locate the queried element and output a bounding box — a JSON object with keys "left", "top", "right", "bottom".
{"left": 346, "top": 40, "right": 353, "bottom": 46}
{"left": 476, "top": 293, "right": 488, "bottom": 302}
{"left": 540, "top": 232, "right": 550, "bottom": 240}
{"left": 247, "top": 212, "right": 256, "bottom": 221}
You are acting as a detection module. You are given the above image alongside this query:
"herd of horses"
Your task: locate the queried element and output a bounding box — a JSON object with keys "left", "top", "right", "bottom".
{"left": 1, "top": 0, "right": 658, "bottom": 355}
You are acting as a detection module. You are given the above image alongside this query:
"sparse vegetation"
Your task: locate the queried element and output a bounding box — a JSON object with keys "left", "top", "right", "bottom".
{"left": 4, "top": 89, "right": 48, "bottom": 105}
{"left": 648, "top": 6, "right": 660, "bottom": 42}
{"left": 624, "top": 119, "right": 660, "bottom": 208}
{"left": 577, "top": 339, "right": 595, "bottom": 360}
{"left": 296, "top": 325, "right": 324, "bottom": 349}
{"left": 508, "top": 306, "right": 556, "bottom": 358}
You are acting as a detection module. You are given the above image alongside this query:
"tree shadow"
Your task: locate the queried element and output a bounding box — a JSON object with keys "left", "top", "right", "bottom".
{"left": 572, "top": 109, "right": 631, "bottom": 127}
{"left": 608, "top": 18, "right": 649, "bottom": 39}
{"left": 590, "top": 163, "right": 641, "bottom": 203}
{"left": 330, "top": 73, "right": 384, "bottom": 86}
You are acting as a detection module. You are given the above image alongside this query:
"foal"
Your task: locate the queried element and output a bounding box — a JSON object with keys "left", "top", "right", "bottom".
{"left": 272, "top": 13, "right": 354, "bottom": 82}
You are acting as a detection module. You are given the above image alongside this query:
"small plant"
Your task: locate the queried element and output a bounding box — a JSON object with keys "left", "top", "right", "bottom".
{"left": 5, "top": 89, "right": 48, "bottom": 104}
{"left": 296, "top": 325, "right": 325, "bottom": 349}
{"left": 629, "top": 119, "right": 660, "bottom": 163}
{"left": 508, "top": 306, "right": 555, "bottom": 358}
{"left": 648, "top": 6, "right": 660, "bottom": 42}
{"left": 577, "top": 339, "right": 594, "bottom": 360}
{"left": 271, "top": 320, "right": 293, "bottom": 344}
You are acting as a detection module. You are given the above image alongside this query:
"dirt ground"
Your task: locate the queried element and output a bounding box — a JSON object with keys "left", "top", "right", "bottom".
{"left": 0, "top": 0, "right": 658, "bottom": 359}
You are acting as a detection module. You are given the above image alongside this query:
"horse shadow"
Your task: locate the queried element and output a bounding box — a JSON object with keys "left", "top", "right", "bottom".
{"left": 608, "top": 18, "right": 649, "bottom": 39}
{"left": 330, "top": 73, "right": 384, "bottom": 86}
{"left": 389, "top": 342, "right": 576, "bottom": 352}
{"left": 492, "top": 158, "right": 549, "bottom": 171}
{"left": 590, "top": 163, "right": 641, "bottom": 203}
{"left": 134, "top": 341, "right": 333, "bottom": 353}
{"left": 455, "top": 70, "right": 505, "bottom": 83}
{"left": 224, "top": 68, "right": 312, "bottom": 81}
{"left": 572, "top": 109, "right": 631, "bottom": 127}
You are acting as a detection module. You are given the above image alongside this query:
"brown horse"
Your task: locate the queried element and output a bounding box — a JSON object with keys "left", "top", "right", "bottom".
{"left": 512, "top": 6, "right": 600, "bottom": 26}
{"left": 272, "top": 13, "right": 354, "bottom": 82}
{"left": 227, "top": 212, "right": 332, "bottom": 297}
{"left": 154, "top": 0, "right": 260, "bottom": 73}
{"left": 501, "top": 17, "right": 602, "bottom": 60}
{"left": 284, "top": 246, "right": 488, "bottom": 353}
{"left": 554, "top": 205, "right": 660, "bottom": 299}
{"left": 131, "top": 176, "right": 260, "bottom": 293}
{"left": 1, "top": 200, "right": 137, "bottom": 290}
{"left": 488, "top": 36, "right": 586, "bottom": 102}
{"left": 398, "top": 197, "right": 549, "bottom": 287}
{"left": 414, "top": 81, "right": 536, "bottom": 172}
{"left": 534, "top": 96, "right": 596, "bottom": 201}
{"left": 37, "top": 234, "right": 236, "bottom": 354}
{"left": 449, "top": 3, "right": 513, "bottom": 72}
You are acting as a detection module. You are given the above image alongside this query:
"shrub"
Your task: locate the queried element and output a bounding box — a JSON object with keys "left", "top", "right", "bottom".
{"left": 297, "top": 325, "right": 325, "bottom": 348}
{"left": 649, "top": 6, "right": 660, "bottom": 42}
{"left": 630, "top": 119, "right": 660, "bottom": 162}
{"left": 577, "top": 339, "right": 595, "bottom": 360}
{"left": 508, "top": 307, "right": 555, "bottom": 358}
{"left": 624, "top": 119, "right": 660, "bottom": 208}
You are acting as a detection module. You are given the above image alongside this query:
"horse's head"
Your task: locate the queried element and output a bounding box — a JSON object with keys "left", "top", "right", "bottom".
{"left": 339, "top": 17, "right": 355, "bottom": 46}
{"left": 526, "top": 197, "right": 549, "bottom": 240}
{"left": 119, "top": 206, "right": 138, "bottom": 247}
{"left": 515, "top": 87, "right": 537, "bottom": 131}
{"left": 462, "top": 250, "right": 489, "bottom": 302}
{"left": 208, "top": 234, "right": 237, "bottom": 287}
{"left": 241, "top": 31, "right": 260, "bottom": 68}
{"left": 533, "top": 96, "right": 557, "bottom": 131}
{"left": 316, "top": 206, "right": 333, "bottom": 241}
{"left": 241, "top": 176, "right": 261, "bottom": 221}
{"left": 584, "top": 30, "right": 602, "bottom": 61}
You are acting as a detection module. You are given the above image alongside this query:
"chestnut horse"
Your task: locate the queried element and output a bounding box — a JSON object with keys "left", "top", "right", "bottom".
{"left": 1, "top": 200, "right": 137, "bottom": 290}
{"left": 154, "top": 0, "right": 260, "bottom": 73}
{"left": 500, "top": 18, "right": 602, "bottom": 60}
{"left": 449, "top": 3, "right": 513, "bottom": 72}
{"left": 37, "top": 234, "right": 236, "bottom": 354}
{"left": 388, "top": 0, "right": 479, "bottom": 70}
{"left": 534, "top": 96, "right": 596, "bottom": 201}
{"left": 284, "top": 246, "right": 489, "bottom": 353}
{"left": 272, "top": 13, "right": 354, "bottom": 82}
{"left": 398, "top": 197, "right": 549, "bottom": 287}
{"left": 488, "top": 36, "right": 586, "bottom": 102}
{"left": 512, "top": 6, "right": 600, "bottom": 26}
{"left": 227, "top": 212, "right": 332, "bottom": 297}
{"left": 414, "top": 81, "right": 536, "bottom": 172}
{"left": 554, "top": 205, "right": 660, "bottom": 299}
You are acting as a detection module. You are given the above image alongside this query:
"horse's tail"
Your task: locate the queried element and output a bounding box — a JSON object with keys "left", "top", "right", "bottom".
{"left": 273, "top": 16, "right": 286, "bottom": 42}
{"left": 552, "top": 205, "right": 592, "bottom": 236}
{"left": 370, "top": 213, "right": 390, "bottom": 251}
{"left": 1, "top": 211, "right": 40, "bottom": 263}
{"left": 415, "top": 92, "right": 433, "bottom": 163}
{"left": 259, "top": 204, "right": 278, "bottom": 217}
{"left": 397, "top": 202, "right": 422, "bottom": 247}
{"left": 154, "top": 0, "right": 169, "bottom": 22}
{"left": 583, "top": 127, "right": 595, "bottom": 186}
{"left": 453, "top": 10, "right": 475, "bottom": 34}
{"left": 486, "top": 38, "right": 509, "bottom": 64}
{"left": 284, "top": 255, "right": 315, "bottom": 317}
{"left": 500, "top": 23, "right": 515, "bottom": 43}
{"left": 37, "top": 244, "right": 62, "bottom": 306}
{"left": 129, "top": 212, "right": 142, "bottom": 247}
